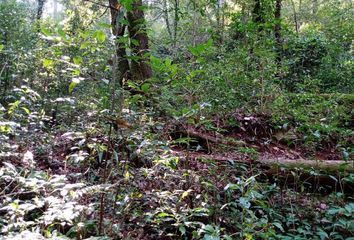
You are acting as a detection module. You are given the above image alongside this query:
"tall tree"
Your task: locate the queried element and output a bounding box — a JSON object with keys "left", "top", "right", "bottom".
{"left": 274, "top": 0, "right": 282, "bottom": 62}
{"left": 109, "top": 0, "right": 130, "bottom": 85}
{"left": 290, "top": 0, "right": 299, "bottom": 33}
{"left": 127, "top": 0, "right": 152, "bottom": 81}
{"left": 312, "top": 0, "right": 318, "bottom": 15}
{"left": 162, "top": 0, "right": 172, "bottom": 40}
{"left": 252, "top": 0, "right": 264, "bottom": 32}
{"left": 36, "top": 0, "right": 46, "bottom": 21}
{"left": 173, "top": 0, "right": 179, "bottom": 47}
{"left": 215, "top": 0, "right": 225, "bottom": 44}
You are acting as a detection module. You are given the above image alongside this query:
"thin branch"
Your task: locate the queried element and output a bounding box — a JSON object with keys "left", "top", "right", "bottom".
{"left": 83, "top": 0, "right": 117, "bottom": 10}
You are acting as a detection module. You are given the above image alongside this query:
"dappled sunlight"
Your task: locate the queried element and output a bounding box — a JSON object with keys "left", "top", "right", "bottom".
{"left": 0, "top": 0, "right": 353, "bottom": 239}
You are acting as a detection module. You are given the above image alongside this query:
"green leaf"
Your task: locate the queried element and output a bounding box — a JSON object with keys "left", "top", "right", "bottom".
{"left": 131, "top": 39, "right": 139, "bottom": 46}
{"left": 57, "top": 28, "right": 66, "bottom": 38}
{"left": 141, "top": 83, "right": 150, "bottom": 92}
{"left": 73, "top": 56, "right": 83, "bottom": 65}
{"left": 80, "top": 41, "right": 90, "bottom": 49}
{"left": 206, "top": 39, "right": 213, "bottom": 47}
{"left": 204, "top": 235, "right": 220, "bottom": 240}
{"left": 21, "top": 107, "right": 30, "bottom": 115}
{"left": 180, "top": 189, "right": 192, "bottom": 200}
{"left": 157, "top": 212, "right": 173, "bottom": 218}
{"left": 179, "top": 225, "right": 186, "bottom": 235}
{"left": 224, "top": 183, "right": 239, "bottom": 191}
{"left": 239, "top": 197, "right": 251, "bottom": 209}
{"left": 203, "top": 224, "right": 215, "bottom": 233}
{"left": 41, "top": 27, "right": 51, "bottom": 36}
{"left": 189, "top": 46, "right": 199, "bottom": 56}
{"left": 73, "top": 68, "right": 81, "bottom": 76}
{"left": 0, "top": 44, "right": 4, "bottom": 52}
{"left": 165, "top": 58, "right": 172, "bottom": 67}
{"left": 69, "top": 78, "right": 82, "bottom": 93}
{"left": 121, "top": 0, "right": 134, "bottom": 11}
{"left": 273, "top": 222, "right": 284, "bottom": 232}
{"left": 94, "top": 30, "right": 106, "bottom": 43}
{"left": 317, "top": 229, "right": 329, "bottom": 240}
{"left": 119, "top": 18, "right": 129, "bottom": 26}
{"left": 98, "top": 22, "right": 112, "bottom": 29}
{"left": 43, "top": 59, "right": 53, "bottom": 68}
{"left": 69, "top": 82, "right": 77, "bottom": 94}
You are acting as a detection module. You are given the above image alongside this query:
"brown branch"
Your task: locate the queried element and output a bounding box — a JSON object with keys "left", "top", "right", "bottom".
{"left": 83, "top": 0, "right": 117, "bottom": 10}
{"left": 173, "top": 150, "right": 354, "bottom": 171}
{"left": 177, "top": 128, "right": 247, "bottom": 147}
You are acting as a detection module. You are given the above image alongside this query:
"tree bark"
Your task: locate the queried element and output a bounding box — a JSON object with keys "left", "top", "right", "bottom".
{"left": 127, "top": 0, "right": 153, "bottom": 81}
{"left": 252, "top": 0, "right": 264, "bottom": 32}
{"left": 173, "top": 0, "right": 179, "bottom": 48}
{"left": 312, "top": 0, "right": 318, "bottom": 15}
{"left": 109, "top": 0, "right": 130, "bottom": 85}
{"left": 53, "top": 0, "right": 58, "bottom": 20}
{"left": 215, "top": 0, "right": 224, "bottom": 44}
{"left": 274, "top": 0, "right": 282, "bottom": 63}
{"left": 290, "top": 0, "right": 299, "bottom": 34}
{"left": 163, "top": 0, "right": 173, "bottom": 40}
{"left": 36, "top": 0, "right": 46, "bottom": 21}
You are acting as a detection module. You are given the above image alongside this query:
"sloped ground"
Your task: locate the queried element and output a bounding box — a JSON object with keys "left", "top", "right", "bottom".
{"left": 167, "top": 112, "right": 353, "bottom": 163}
{"left": 1, "top": 110, "right": 353, "bottom": 239}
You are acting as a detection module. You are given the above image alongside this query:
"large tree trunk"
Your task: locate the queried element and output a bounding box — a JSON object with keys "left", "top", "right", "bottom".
{"left": 252, "top": 0, "right": 264, "bottom": 32}
{"left": 109, "top": 0, "right": 130, "bottom": 85}
{"left": 127, "top": 0, "right": 152, "bottom": 81}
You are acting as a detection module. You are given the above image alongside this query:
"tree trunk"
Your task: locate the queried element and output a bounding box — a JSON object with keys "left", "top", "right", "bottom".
{"left": 252, "top": 0, "right": 264, "bottom": 32}
{"left": 127, "top": 0, "right": 153, "bottom": 81}
{"left": 312, "top": 0, "right": 318, "bottom": 15}
{"left": 163, "top": 0, "right": 173, "bottom": 40}
{"left": 215, "top": 0, "right": 224, "bottom": 44}
{"left": 274, "top": 0, "right": 282, "bottom": 63}
{"left": 221, "top": 0, "right": 225, "bottom": 43}
{"left": 36, "top": 0, "right": 46, "bottom": 21}
{"left": 109, "top": 0, "right": 130, "bottom": 85}
{"left": 192, "top": 0, "right": 197, "bottom": 46}
{"left": 290, "top": 0, "right": 299, "bottom": 33}
{"left": 173, "top": 0, "right": 179, "bottom": 48}
{"left": 53, "top": 0, "right": 58, "bottom": 20}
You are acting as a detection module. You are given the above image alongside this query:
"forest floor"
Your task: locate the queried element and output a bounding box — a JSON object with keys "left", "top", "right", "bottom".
{"left": 167, "top": 112, "right": 351, "bottom": 161}
{"left": 1, "top": 110, "right": 353, "bottom": 239}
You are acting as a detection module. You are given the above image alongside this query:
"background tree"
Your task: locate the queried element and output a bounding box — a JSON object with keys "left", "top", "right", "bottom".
{"left": 0, "top": 0, "right": 353, "bottom": 239}
{"left": 126, "top": 0, "right": 152, "bottom": 81}
{"left": 36, "top": 0, "right": 46, "bottom": 21}
{"left": 109, "top": 0, "right": 130, "bottom": 85}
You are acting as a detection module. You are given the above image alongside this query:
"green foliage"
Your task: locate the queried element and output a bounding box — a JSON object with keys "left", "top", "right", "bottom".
{"left": 271, "top": 93, "right": 354, "bottom": 152}
{"left": 0, "top": 0, "right": 353, "bottom": 239}
{"left": 0, "top": 0, "right": 37, "bottom": 96}
{"left": 0, "top": 162, "right": 94, "bottom": 238}
{"left": 283, "top": 31, "right": 353, "bottom": 92}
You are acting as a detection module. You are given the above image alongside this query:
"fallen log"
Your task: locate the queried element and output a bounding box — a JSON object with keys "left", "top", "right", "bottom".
{"left": 172, "top": 150, "right": 354, "bottom": 171}
{"left": 172, "top": 150, "right": 354, "bottom": 194}
{"left": 172, "top": 128, "right": 248, "bottom": 149}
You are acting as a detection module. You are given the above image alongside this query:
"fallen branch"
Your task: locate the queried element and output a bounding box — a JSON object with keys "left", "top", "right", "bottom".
{"left": 172, "top": 150, "right": 354, "bottom": 194}
{"left": 172, "top": 150, "right": 354, "bottom": 172}
{"left": 175, "top": 128, "right": 247, "bottom": 147}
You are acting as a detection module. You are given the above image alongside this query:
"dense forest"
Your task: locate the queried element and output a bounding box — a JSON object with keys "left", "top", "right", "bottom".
{"left": 0, "top": 0, "right": 353, "bottom": 239}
